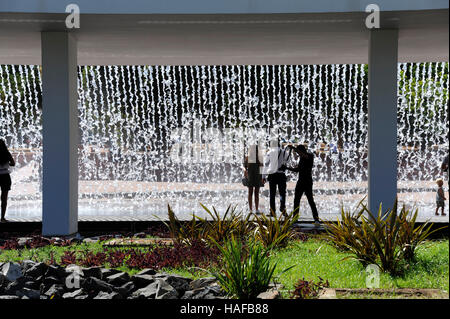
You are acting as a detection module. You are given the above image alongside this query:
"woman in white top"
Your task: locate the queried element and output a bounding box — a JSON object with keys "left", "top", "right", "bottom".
{"left": 0, "top": 139, "right": 15, "bottom": 222}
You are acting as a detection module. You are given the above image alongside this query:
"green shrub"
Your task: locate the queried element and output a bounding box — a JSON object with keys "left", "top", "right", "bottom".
{"left": 162, "top": 205, "right": 208, "bottom": 244}
{"left": 395, "top": 204, "right": 446, "bottom": 262}
{"left": 322, "top": 203, "right": 378, "bottom": 265}
{"left": 196, "top": 204, "right": 253, "bottom": 243}
{"left": 362, "top": 200, "right": 405, "bottom": 274}
{"left": 252, "top": 209, "right": 299, "bottom": 248}
{"left": 211, "top": 237, "right": 282, "bottom": 299}
{"left": 322, "top": 198, "right": 446, "bottom": 275}
{"left": 162, "top": 204, "right": 254, "bottom": 245}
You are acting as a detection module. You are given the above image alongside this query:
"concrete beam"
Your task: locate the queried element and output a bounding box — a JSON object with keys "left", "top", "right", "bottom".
{"left": 368, "top": 29, "right": 398, "bottom": 216}
{"left": 41, "top": 32, "right": 78, "bottom": 236}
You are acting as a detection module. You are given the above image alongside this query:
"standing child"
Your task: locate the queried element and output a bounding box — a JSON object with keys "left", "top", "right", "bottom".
{"left": 435, "top": 178, "right": 446, "bottom": 216}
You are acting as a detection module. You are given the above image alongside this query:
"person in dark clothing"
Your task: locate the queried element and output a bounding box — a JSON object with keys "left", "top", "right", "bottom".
{"left": 282, "top": 144, "right": 319, "bottom": 224}
{"left": 0, "top": 139, "right": 15, "bottom": 223}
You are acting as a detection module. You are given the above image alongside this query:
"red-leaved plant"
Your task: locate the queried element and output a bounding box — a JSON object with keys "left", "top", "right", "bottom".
{"left": 291, "top": 277, "right": 330, "bottom": 299}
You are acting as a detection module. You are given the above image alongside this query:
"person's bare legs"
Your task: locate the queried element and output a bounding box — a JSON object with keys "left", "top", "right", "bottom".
{"left": 248, "top": 187, "right": 254, "bottom": 212}
{"left": 1, "top": 190, "right": 8, "bottom": 222}
{"left": 435, "top": 206, "right": 440, "bottom": 216}
{"left": 254, "top": 186, "right": 260, "bottom": 212}
{"left": 441, "top": 206, "right": 446, "bottom": 216}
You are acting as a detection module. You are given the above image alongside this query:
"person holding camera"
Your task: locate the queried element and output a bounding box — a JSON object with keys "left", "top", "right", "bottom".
{"left": 282, "top": 144, "right": 320, "bottom": 225}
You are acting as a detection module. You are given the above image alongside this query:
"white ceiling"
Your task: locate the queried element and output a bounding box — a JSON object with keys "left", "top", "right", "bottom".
{"left": 0, "top": 10, "right": 448, "bottom": 65}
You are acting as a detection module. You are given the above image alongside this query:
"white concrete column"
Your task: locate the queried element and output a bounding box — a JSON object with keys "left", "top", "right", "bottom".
{"left": 41, "top": 32, "right": 78, "bottom": 236}
{"left": 368, "top": 29, "right": 399, "bottom": 216}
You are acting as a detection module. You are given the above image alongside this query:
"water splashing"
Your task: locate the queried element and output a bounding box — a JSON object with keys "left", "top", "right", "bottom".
{"left": 0, "top": 63, "right": 448, "bottom": 220}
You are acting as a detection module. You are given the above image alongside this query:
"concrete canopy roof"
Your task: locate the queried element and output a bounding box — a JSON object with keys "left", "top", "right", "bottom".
{"left": 0, "top": 0, "right": 448, "bottom": 65}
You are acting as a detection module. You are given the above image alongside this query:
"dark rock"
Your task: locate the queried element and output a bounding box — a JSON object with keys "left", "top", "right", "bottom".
{"left": 131, "top": 274, "right": 155, "bottom": 289}
{"left": 154, "top": 279, "right": 178, "bottom": 299}
{"left": 0, "top": 273, "right": 9, "bottom": 290}
{"left": 20, "top": 260, "right": 37, "bottom": 273}
{"left": 16, "top": 288, "right": 40, "bottom": 300}
{"left": 82, "top": 277, "right": 114, "bottom": 293}
{"left": 130, "top": 282, "right": 158, "bottom": 299}
{"left": 181, "top": 290, "right": 195, "bottom": 299}
{"left": 195, "top": 287, "right": 223, "bottom": 299}
{"left": 100, "top": 268, "right": 121, "bottom": 279}
{"left": 130, "top": 278, "right": 178, "bottom": 299}
{"left": 182, "top": 284, "right": 224, "bottom": 300}
{"left": 3, "top": 281, "right": 24, "bottom": 295}
{"left": 24, "top": 279, "right": 41, "bottom": 291}
{"left": 45, "top": 265, "right": 66, "bottom": 279}
{"left": 164, "top": 275, "right": 191, "bottom": 294}
{"left": 189, "top": 277, "right": 217, "bottom": 290}
{"left": 1, "top": 262, "right": 23, "bottom": 281}
{"left": 62, "top": 289, "right": 85, "bottom": 299}
{"left": 117, "top": 282, "right": 135, "bottom": 296}
{"left": 94, "top": 291, "right": 123, "bottom": 299}
{"left": 82, "top": 267, "right": 102, "bottom": 279}
{"left": 135, "top": 268, "right": 156, "bottom": 276}
{"left": 25, "top": 262, "right": 48, "bottom": 278}
{"left": 44, "top": 284, "right": 65, "bottom": 299}
{"left": 35, "top": 275, "right": 44, "bottom": 285}
{"left": 42, "top": 276, "right": 61, "bottom": 290}
{"left": 106, "top": 272, "right": 130, "bottom": 286}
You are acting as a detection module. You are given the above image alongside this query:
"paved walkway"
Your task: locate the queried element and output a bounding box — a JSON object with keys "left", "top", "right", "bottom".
{"left": 5, "top": 179, "right": 449, "bottom": 223}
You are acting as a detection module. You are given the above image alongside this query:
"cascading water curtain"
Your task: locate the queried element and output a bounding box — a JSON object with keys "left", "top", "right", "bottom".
{"left": 397, "top": 62, "right": 449, "bottom": 212}
{"left": 0, "top": 63, "right": 448, "bottom": 219}
{"left": 0, "top": 65, "right": 42, "bottom": 218}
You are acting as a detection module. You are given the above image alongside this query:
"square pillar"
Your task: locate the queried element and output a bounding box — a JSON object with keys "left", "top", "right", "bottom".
{"left": 368, "top": 29, "right": 399, "bottom": 215}
{"left": 41, "top": 32, "right": 78, "bottom": 236}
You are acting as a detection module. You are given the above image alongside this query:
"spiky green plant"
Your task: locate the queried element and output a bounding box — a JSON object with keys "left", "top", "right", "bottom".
{"left": 361, "top": 200, "right": 405, "bottom": 274}
{"left": 160, "top": 205, "right": 208, "bottom": 244}
{"left": 195, "top": 204, "right": 252, "bottom": 243}
{"left": 211, "top": 236, "right": 291, "bottom": 299}
{"left": 322, "top": 203, "right": 378, "bottom": 266}
{"left": 323, "top": 197, "right": 447, "bottom": 275}
{"left": 396, "top": 204, "right": 447, "bottom": 262}
{"left": 251, "top": 209, "right": 299, "bottom": 248}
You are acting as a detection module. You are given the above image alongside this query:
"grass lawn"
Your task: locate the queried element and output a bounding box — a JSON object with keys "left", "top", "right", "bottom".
{"left": 272, "top": 237, "right": 449, "bottom": 295}
{"left": 1, "top": 236, "right": 448, "bottom": 298}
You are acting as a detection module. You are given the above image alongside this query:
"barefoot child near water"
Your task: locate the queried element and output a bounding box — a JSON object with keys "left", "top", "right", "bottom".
{"left": 435, "top": 178, "right": 446, "bottom": 216}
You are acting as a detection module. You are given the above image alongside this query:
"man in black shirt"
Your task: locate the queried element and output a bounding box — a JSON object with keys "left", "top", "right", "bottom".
{"left": 283, "top": 144, "right": 319, "bottom": 223}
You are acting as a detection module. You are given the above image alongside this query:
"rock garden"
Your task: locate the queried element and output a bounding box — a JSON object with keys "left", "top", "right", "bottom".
{"left": 0, "top": 203, "right": 448, "bottom": 300}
